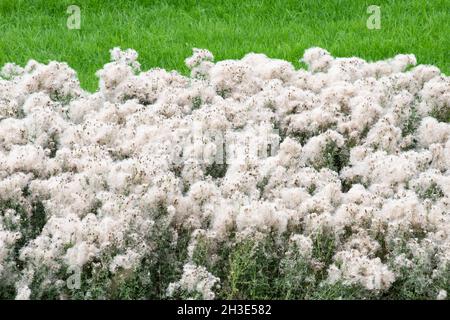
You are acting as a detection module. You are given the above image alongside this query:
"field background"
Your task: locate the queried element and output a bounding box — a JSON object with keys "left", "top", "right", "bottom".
{"left": 0, "top": 0, "right": 448, "bottom": 92}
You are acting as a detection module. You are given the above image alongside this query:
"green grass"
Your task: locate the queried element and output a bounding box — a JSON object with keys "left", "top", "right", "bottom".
{"left": 0, "top": 0, "right": 448, "bottom": 92}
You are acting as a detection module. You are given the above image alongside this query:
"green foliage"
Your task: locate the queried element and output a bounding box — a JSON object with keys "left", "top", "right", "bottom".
{"left": 341, "top": 176, "right": 367, "bottom": 193}
{"left": 384, "top": 263, "right": 449, "bottom": 300}
{"left": 190, "top": 231, "right": 346, "bottom": 299}
{"left": 306, "top": 183, "right": 317, "bottom": 195}
{"left": 0, "top": 198, "right": 49, "bottom": 299}
{"left": 30, "top": 266, "right": 65, "bottom": 299}
{"left": 49, "top": 92, "right": 74, "bottom": 106}
{"left": 227, "top": 236, "right": 282, "bottom": 299}
{"left": 316, "top": 141, "right": 350, "bottom": 173}
{"left": 416, "top": 182, "right": 444, "bottom": 202}
{"left": 291, "top": 130, "right": 320, "bottom": 146}
{"left": 0, "top": 198, "right": 47, "bottom": 266}
{"left": 191, "top": 96, "right": 202, "bottom": 110}
{"left": 307, "top": 282, "right": 374, "bottom": 300}
{"left": 256, "top": 176, "right": 269, "bottom": 198}
{"left": 0, "top": 280, "right": 16, "bottom": 300}
{"left": 430, "top": 104, "right": 450, "bottom": 123}
{"left": 275, "top": 235, "right": 320, "bottom": 299}
{"left": 402, "top": 107, "right": 421, "bottom": 137}
{"left": 311, "top": 232, "right": 336, "bottom": 274}
{"left": 399, "top": 105, "right": 421, "bottom": 150}
{"left": 217, "top": 89, "right": 231, "bottom": 99}
{"left": 204, "top": 162, "right": 228, "bottom": 179}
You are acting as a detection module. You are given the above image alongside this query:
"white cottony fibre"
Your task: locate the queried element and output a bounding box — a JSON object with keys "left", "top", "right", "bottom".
{"left": 0, "top": 47, "right": 449, "bottom": 299}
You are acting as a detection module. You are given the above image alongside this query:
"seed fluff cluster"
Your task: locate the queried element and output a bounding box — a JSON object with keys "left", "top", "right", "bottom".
{"left": 0, "top": 47, "right": 448, "bottom": 299}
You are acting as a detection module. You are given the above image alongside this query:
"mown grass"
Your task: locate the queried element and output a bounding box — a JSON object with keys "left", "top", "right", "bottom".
{"left": 0, "top": 0, "right": 449, "bottom": 92}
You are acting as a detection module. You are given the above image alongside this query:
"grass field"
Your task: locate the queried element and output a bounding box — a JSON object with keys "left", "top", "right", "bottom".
{"left": 0, "top": 0, "right": 448, "bottom": 92}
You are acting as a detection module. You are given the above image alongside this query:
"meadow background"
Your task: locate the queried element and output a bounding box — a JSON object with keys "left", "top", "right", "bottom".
{"left": 0, "top": 0, "right": 448, "bottom": 92}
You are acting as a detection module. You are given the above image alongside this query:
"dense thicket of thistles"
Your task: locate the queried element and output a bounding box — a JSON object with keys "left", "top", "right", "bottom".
{"left": 0, "top": 47, "right": 449, "bottom": 300}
